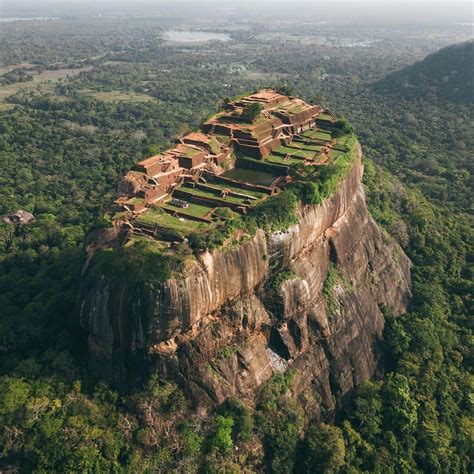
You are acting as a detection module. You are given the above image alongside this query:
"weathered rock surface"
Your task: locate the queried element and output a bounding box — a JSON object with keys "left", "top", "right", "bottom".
{"left": 80, "top": 151, "right": 411, "bottom": 417}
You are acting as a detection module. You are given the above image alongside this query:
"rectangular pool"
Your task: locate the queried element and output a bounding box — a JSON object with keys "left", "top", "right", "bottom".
{"left": 222, "top": 168, "right": 279, "bottom": 186}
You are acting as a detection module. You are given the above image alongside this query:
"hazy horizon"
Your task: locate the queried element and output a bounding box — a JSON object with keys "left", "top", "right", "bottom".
{"left": 1, "top": 0, "right": 472, "bottom": 25}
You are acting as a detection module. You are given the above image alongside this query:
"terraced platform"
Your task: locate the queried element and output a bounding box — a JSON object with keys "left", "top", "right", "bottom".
{"left": 106, "top": 89, "right": 350, "bottom": 242}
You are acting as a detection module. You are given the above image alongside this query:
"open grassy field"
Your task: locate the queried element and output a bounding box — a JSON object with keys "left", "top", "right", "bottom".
{"left": 0, "top": 66, "right": 91, "bottom": 103}
{"left": 0, "top": 79, "right": 51, "bottom": 102}
{"left": 0, "top": 63, "right": 34, "bottom": 75}
{"left": 41, "top": 67, "right": 92, "bottom": 79}
{"left": 0, "top": 64, "right": 157, "bottom": 106}
{"left": 81, "top": 90, "right": 158, "bottom": 103}
{"left": 0, "top": 103, "right": 16, "bottom": 111}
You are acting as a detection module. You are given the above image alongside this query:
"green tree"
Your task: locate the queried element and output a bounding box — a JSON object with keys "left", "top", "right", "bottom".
{"left": 383, "top": 373, "right": 419, "bottom": 435}
{"left": 242, "top": 103, "right": 263, "bottom": 122}
{"left": 349, "top": 381, "right": 383, "bottom": 440}
{"left": 209, "top": 415, "right": 234, "bottom": 454}
{"left": 299, "top": 423, "right": 346, "bottom": 473}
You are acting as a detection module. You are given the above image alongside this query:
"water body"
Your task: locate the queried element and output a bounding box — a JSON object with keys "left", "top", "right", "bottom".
{"left": 222, "top": 168, "right": 278, "bottom": 187}
{"left": 164, "top": 30, "right": 230, "bottom": 43}
{"left": 345, "top": 39, "right": 381, "bottom": 48}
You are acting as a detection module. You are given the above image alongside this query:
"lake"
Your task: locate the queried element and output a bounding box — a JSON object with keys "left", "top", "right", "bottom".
{"left": 164, "top": 30, "right": 230, "bottom": 43}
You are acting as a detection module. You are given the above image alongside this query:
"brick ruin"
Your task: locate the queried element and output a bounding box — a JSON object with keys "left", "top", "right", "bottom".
{"left": 203, "top": 90, "right": 321, "bottom": 158}
{"left": 109, "top": 90, "right": 338, "bottom": 240}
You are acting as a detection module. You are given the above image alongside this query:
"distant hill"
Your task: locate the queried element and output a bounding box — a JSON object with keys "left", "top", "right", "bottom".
{"left": 375, "top": 40, "right": 474, "bottom": 104}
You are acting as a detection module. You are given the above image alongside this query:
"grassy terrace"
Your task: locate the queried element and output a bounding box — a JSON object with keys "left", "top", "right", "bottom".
{"left": 208, "top": 136, "right": 222, "bottom": 154}
{"left": 214, "top": 112, "right": 268, "bottom": 127}
{"left": 181, "top": 146, "right": 202, "bottom": 157}
{"left": 289, "top": 149, "right": 317, "bottom": 160}
{"left": 329, "top": 149, "right": 346, "bottom": 161}
{"left": 302, "top": 129, "right": 333, "bottom": 142}
{"left": 317, "top": 113, "right": 336, "bottom": 122}
{"left": 273, "top": 140, "right": 326, "bottom": 162}
{"left": 211, "top": 133, "right": 232, "bottom": 145}
{"left": 291, "top": 143, "right": 324, "bottom": 153}
{"left": 135, "top": 207, "right": 206, "bottom": 232}
{"left": 277, "top": 155, "right": 325, "bottom": 165}
{"left": 266, "top": 154, "right": 305, "bottom": 165}
{"left": 273, "top": 152, "right": 308, "bottom": 161}
{"left": 222, "top": 167, "right": 280, "bottom": 186}
{"left": 202, "top": 182, "right": 267, "bottom": 199}
{"left": 129, "top": 197, "right": 145, "bottom": 205}
{"left": 278, "top": 103, "right": 307, "bottom": 114}
{"left": 275, "top": 145, "right": 302, "bottom": 155}
{"left": 334, "top": 134, "right": 357, "bottom": 150}
{"left": 163, "top": 201, "right": 214, "bottom": 218}
{"left": 293, "top": 139, "right": 326, "bottom": 152}
{"left": 179, "top": 185, "right": 250, "bottom": 205}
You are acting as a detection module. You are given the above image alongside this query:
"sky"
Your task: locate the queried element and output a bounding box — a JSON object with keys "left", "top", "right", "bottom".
{"left": 2, "top": 0, "right": 472, "bottom": 3}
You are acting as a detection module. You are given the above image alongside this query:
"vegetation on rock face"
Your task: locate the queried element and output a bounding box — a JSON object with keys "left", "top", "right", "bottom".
{"left": 272, "top": 270, "right": 300, "bottom": 290}
{"left": 90, "top": 240, "right": 182, "bottom": 285}
{"left": 249, "top": 189, "right": 299, "bottom": 233}
{"left": 323, "top": 263, "right": 339, "bottom": 317}
{"left": 292, "top": 134, "right": 358, "bottom": 205}
{"left": 189, "top": 188, "right": 301, "bottom": 253}
{"left": 332, "top": 114, "right": 354, "bottom": 137}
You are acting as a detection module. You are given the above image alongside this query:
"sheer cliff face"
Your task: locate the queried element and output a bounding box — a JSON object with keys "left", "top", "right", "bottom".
{"left": 80, "top": 150, "right": 411, "bottom": 416}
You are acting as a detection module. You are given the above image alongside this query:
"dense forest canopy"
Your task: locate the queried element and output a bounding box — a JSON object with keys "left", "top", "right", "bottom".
{"left": 0, "top": 2, "right": 472, "bottom": 472}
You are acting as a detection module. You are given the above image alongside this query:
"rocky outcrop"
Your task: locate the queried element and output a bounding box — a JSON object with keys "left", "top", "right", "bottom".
{"left": 80, "top": 151, "right": 411, "bottom": 417}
